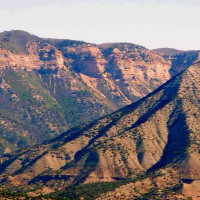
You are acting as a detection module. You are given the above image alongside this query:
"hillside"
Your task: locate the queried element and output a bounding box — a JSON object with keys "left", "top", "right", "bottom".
{"left": 0, "top": 62, "right": 199, "bottom": 199}
{"left": 0, "top": 30, "right": 176, "bottom": 154}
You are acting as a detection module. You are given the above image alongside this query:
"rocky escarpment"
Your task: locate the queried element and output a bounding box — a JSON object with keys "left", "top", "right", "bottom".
{"left": 51, "top": 40, "right": 172, "bottom": 105}
{"left": 0, "top": 63, "right": 199, "bottom": 199}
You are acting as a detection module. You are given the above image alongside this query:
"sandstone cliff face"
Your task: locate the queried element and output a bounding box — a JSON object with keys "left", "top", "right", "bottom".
{"left": 0, "top": 63, "right": 199, "bottom": 200}
{"left": 0, "top": 30, "right": 198, "bottom": 155}
{"left": 53, "top": 41, "right": 172, "bottom": 105}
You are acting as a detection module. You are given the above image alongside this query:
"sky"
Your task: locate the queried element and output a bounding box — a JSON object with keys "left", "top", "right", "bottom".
{"left": 0, "top": 0, "right": 200, "bottom": 50}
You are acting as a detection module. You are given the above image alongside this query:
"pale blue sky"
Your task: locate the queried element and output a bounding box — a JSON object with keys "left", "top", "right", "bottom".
{"left": 0, "top": 0, "right": 200, "bottom": 50}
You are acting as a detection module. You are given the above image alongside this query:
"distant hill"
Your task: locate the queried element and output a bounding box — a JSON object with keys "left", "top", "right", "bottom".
{"left": 152, "top": 48, "right": 184, "bottom": 56}
{"left": 0, "top": 30, "right": 40, "bottom": 54}
{"left": 152, "top": 48, "right": 200, "bottom": 76}
{"left": 0, "top": 62, "right": 199, "bottom": 199}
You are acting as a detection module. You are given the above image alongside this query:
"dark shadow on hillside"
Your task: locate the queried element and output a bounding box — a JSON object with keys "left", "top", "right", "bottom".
{"left": 148, "top": 101, "right": 190, "bottom": 172}
{"left": 127, "top": 74, "right": 182, "bottom": 132}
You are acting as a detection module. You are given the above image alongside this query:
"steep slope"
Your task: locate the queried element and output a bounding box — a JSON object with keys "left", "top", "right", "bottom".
{"left": 97, "top": 63, "right": 200, "bottom": 200}
{"left": 0, "top": 30, "right": 173, "bottom": 154}
{"left": 0, "top": 62, "right": 199, "bottom": 199}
